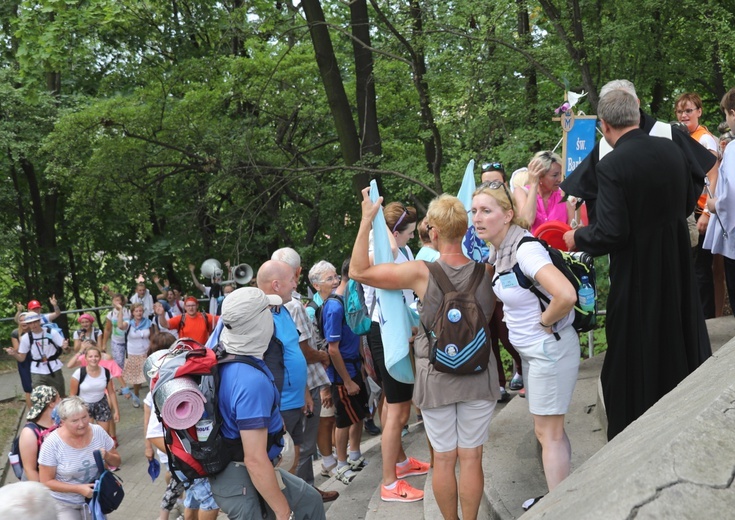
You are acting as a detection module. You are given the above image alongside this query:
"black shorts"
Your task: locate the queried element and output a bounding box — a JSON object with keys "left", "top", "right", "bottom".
{"left": 332, "top": 372, "right": 370, "bottom": 429}
{"left": 366, "top": 321, "right": 414, "bottom": 404}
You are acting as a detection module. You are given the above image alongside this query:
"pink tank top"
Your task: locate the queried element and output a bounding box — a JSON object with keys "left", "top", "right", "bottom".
{"left": 526, "top": 186, "right": 568, "bottom": 233}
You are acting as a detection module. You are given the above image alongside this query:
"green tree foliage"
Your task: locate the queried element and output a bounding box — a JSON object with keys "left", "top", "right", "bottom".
{"left": 0, "top": 0, "right": 733, "bottom": 337}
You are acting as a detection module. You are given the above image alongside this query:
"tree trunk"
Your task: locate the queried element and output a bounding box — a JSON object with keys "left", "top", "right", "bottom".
{"left": 349, "top": 0, "right": 381, "bottom": 159}
{"left": 517, "top": 0, "right": 539, "bottom": 147}
{"left": 408, "top": 0, "right": 443, "bottom": 193}
{"left": 301, "top": 0, "right": 367, "bottom": 196}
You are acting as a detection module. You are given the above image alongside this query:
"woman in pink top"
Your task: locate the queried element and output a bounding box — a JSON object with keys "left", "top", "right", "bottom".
{"left": 514, "top": 151, "right": 574, "bottom": 234}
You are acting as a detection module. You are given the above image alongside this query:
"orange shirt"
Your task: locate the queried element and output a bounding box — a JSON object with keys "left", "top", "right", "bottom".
{"left": 690, "top": 125, "right": 716, "bottom": 213}
{"left": 167, "top": 312, "right": 218, "bottom": 344}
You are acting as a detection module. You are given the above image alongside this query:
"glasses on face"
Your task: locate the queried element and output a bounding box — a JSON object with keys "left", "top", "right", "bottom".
{"left": 481, "top": 161, "right": 504, "bottom": 172}
{"left": 676, "top": 108, "right": 696, "bottom": 116}
{"left": 479, "top": 180, "right": 515, "bottom": 212}
{"left": 320, "top": 275, "right": 341, "bottom": 284}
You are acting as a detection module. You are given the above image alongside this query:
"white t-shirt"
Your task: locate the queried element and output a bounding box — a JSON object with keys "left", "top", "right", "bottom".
{"left": 124, "top": 322, "right": 151, "bottom": 356}
{"left": 106, "top": 308, "right": 131, "bottom": 344}
{"left": 144, "top": 392, "right": 168, "bottom": 464}
{"left": 492, "top": 240, "right": 575, "bottom": 346}
{"left": 18, "top": 329, "right": 65, "bottom": 374}
{"left": 130, "top": 290, "right": 154, "bottom": 317}
{"left": 37, "top": 424, "right": 114, "bottom": 505}
{"left": 698, "top": 132, "right": 718, "bottom": 153}
{"left": 154, "top": 312, "right": 179, "bottom": 339}
{"left": 72, "top": 367, "right": 108, "bottom": 404}
{"left": 73, "top": 328, "right": 103, "bottom": 343}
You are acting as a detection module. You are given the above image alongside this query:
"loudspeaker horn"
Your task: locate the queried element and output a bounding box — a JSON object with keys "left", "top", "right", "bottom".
{"left": 222, "top": 263, "right": 253, "bottom": 285}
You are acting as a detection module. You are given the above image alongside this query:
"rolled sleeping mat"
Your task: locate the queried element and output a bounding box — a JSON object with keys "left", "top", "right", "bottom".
{"left": 154, "top": 377, "right": 206, "bottom": 430}
{"left": 144, "top": 350, "right": 172, "bottom": 385}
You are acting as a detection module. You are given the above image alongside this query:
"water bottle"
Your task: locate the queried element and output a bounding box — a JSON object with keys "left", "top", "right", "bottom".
{"left": 578, "top": 276, "right": 595, "bottom": 312}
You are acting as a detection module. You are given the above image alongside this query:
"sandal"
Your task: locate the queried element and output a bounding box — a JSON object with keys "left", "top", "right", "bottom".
{"left": 334, "top": 464, "right": 357, "bottom": 485}
{"left": 348, "top": 456, "right": 367, "bottom": 471}
{"left": 522, "top": 495, "right": 545, "bottom": 511}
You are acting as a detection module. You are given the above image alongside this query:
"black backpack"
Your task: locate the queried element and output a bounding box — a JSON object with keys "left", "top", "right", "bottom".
{"left": 78, "top": 367, "right": 111, "bottom": 388}
{"left": 87, "top": 449, "right": 124, "bottom": 515}
{"left": 510, "top": 236, "right": 597, "bottom": 336}
{"left": 24, "top": 331, "right": 64, "bottom": 373}
{"left": 422, "top": 262, "right": 491, "bottom": 375}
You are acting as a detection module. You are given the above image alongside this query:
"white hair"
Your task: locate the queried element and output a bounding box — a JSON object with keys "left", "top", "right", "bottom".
{"left": 308, "top": 260, "right": 336, "bottom": 286}
{"left": 600, "top": 79, "right": 637, "bottom": 99}
{"left": 271, "top": 247, "right": 301, "bottom": 271}
{"left": 57, "top": 395, "right": 89, "bottom": 421}
{"left": 0, "top": 482, "right": 58, "bottom": 519}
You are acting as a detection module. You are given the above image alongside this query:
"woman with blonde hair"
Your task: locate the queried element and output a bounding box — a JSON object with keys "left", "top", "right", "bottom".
{"left": 514, "top": 151, "right": 574, "bottom": 234}
{"left": 351, "top": 189, "right": 499, "bottom": 519}
{"left": 472, "top": 181, "right": 579, "bottom": 510}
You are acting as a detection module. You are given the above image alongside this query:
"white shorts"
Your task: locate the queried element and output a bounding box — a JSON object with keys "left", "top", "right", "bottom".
{"left": 517, "top": 325, "right": 580, "bottom": 416}
{"left": 421, "top": 399, "right": 496, "bottom": 452}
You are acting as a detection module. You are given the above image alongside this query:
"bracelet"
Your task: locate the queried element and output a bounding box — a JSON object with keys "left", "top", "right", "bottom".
{"left": 539, "top": 320, "right": 552, "bottom": 328}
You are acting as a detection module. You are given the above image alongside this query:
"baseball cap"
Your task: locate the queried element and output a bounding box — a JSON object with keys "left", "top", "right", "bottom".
{"left": 27, "top": 385, "right": 58, "bottom": 421}
{"left": 220, "top": 288, "right": 281, "bottom": 357}
{"left": 27, "top": 300, "right": 42, "bottom": 310}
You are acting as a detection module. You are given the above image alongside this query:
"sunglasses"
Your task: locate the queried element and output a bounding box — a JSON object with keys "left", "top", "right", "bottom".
{"left": 481, "top": 162, "right": 504, "bottom": 172}
{"left": 479, "top": 180, "right": 515, "bottom": 212}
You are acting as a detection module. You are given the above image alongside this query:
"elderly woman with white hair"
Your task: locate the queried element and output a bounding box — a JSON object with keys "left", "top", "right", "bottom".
{"left": 38, "top": 396, "right": 121, "bottom": 519}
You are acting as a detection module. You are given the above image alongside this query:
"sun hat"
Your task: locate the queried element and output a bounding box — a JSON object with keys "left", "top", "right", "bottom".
{"left": 77, "top": 313, "right": 95, "bottom": 323}
{"left": 27, "top": 385, "right": 58, "bottom": 421}
{"left": 23, "top": 313, "right": 42, "bottom": 324}
{"left": 220, "top": 288, "right": 281, "bottom": 357}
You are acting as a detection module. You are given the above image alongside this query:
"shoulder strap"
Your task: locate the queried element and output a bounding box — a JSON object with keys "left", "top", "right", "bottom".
{"left": 467, "top": 263, "right": 487, "bottom": 294}
{"left": 79, "top": 367, "right": 87, "bottom": 387}
{"left": 203, "top": 312, "right": 212, "bottom": 335}
{"left": 104, "top": 367, "right": 111, "bottom": 385}
{"left": 425, "top": 262, "right": 457, "bottom": 295}
{"left": 219, "top": 354, "right": 278, "bottom": 414}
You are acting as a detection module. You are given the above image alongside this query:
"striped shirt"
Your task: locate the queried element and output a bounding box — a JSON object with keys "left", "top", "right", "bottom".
{"left": 38, "top": 424, "right": 114, "bottom": 504}
{"left": 285, "top": 295, "right": 330, "bottom": 390}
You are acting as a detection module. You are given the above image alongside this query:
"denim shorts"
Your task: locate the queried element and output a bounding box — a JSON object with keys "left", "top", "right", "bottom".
{"left": 179, "top": 476, "right": 218, "bottom": 511}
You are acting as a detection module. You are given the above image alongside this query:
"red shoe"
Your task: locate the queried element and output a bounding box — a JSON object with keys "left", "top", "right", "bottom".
{"left": 519, "top": 387, "right": 526, "bottom": 398}
{"left": 381, "top": 479, "right": 424, "bottom": 503}
{"left": 396, "top": 456, "right": 430, "bottom": 479}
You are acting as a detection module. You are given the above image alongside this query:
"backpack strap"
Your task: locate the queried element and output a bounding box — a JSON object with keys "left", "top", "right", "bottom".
{"left": 426, "top": 261, "right": 485, "bottom": 295}
{"left": 79, "top": 367, "right": 87, "bottom": 387}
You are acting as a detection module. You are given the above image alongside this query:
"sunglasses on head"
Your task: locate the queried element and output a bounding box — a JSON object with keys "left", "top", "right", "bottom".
{"left": 481, "top": 162, "right": 504, "bottom": 172}
{"left": 479, "top": 180, "right": 515, "bottom": 212}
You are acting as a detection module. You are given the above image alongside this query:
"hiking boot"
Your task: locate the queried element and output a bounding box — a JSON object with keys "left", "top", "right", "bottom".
{"left": 364, "top": 418, "right": 381, "bottom": 436}
{"left": 381, "top": 479, "right": 424, "bottom": 503}
{"left": 509, "top": 373, "right": 524, "bottom": 391}
{"left": 396, "top": 457, "right": 430, "bottom": 479}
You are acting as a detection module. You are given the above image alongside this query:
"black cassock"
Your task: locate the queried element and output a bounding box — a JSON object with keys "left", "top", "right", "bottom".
{"left": 573, "top": 129, "right": 711, "bottom": 440}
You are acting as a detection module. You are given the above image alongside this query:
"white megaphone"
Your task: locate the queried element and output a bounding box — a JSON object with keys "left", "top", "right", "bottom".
{"left": 222, "top": 263, "right": 253, "bottom": 285}
{"left": 200, "top": 259, "right": 223, "bottom": 280}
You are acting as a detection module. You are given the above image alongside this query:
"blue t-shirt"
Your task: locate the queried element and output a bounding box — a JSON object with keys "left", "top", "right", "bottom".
{"left": 217, "top": 359, "right": 284, "bottom": 461}
{"left": 272, "top": 308, "right": 307, "bottom": 411}
{"left": 322, "top": 295, "right": 361, "bottom": 382}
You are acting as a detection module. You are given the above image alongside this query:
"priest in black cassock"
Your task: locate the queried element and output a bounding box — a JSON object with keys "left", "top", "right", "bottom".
{"left": 563, "top": 89, "right": 712, "bottom": 441}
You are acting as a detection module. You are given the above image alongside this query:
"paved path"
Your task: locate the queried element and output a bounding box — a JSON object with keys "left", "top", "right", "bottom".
{"left": 0, "top": 360, "right": 366, "bottom": 518}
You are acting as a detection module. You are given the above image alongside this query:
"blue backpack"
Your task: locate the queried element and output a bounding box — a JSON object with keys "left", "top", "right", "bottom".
{"left": 343, "top": 280, "right": 372, "bottom": 336}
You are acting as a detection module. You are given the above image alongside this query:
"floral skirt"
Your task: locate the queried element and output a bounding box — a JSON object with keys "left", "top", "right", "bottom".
{"left": 123, "top": 353, "right": 147, "bottom": 385}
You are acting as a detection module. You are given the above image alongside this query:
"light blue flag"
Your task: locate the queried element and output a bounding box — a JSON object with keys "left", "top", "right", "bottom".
{"left": 458, "top": 160, "right": 489, "bottom": 262}
{"left": 370, "top": 180, "right": 415, "bottom": 384}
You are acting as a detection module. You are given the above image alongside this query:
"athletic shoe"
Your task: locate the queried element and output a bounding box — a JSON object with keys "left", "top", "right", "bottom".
{"left": 519, "top": 387, "right": 526, "bottom": 398}
{"left": 509, "top": 373, "right": 524, "bottom": 391}
{"left": 364, "top": 418, "right": 381, "bottom": 436}
{"left": 396, "top": 456, "right": 430, "bottom": 479}
{"left": 381, "top": 479, "right": 424, "bottom": 503}
{"left": 131, "top": 394, "right": 141, "bottom": 408}
{"left": 499, "top": 387, "right": 510, "bottom": 403}
{"left": 401, "top": 425, "right": 409, "bottom": 437}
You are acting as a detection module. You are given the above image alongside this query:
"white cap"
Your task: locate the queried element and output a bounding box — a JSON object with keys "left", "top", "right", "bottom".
{"left": 220, "top": 288, "right": 281, "bottom": 357}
